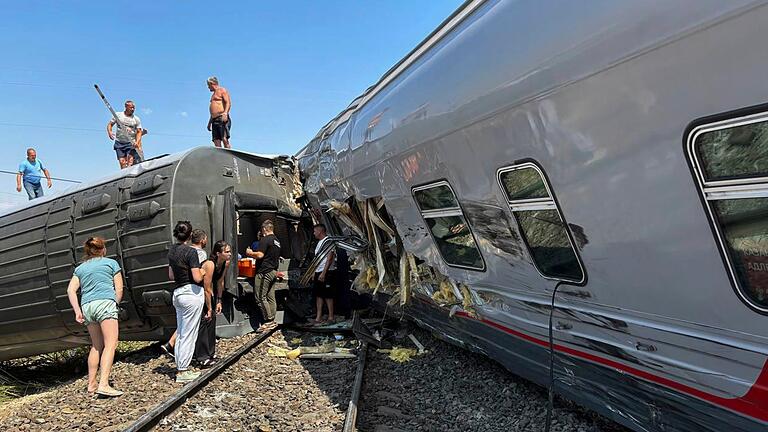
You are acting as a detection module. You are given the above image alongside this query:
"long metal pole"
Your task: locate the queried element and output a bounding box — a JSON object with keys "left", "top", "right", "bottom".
{"left": 94, "top": 84, "right": 145, "bottom": 160}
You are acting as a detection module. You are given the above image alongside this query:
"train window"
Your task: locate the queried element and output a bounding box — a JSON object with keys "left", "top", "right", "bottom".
{"left": 413, "top": 181, "right": 485, "bottom": 270}
{"left": 689, "top": 113, "right": 768, "bottom": 311}
{"left": 497, "top": 163, "right": 584, "bottom": 282}
{"left": 695, "top": 121, "right": 768, "bottom": 182}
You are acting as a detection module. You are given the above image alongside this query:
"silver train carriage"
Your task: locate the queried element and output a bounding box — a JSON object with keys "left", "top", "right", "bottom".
{"left": 296, "top": 1, "right": 768, "bottom": 431}
{"left": 0, "top": 147, "right": 310, "bottom": 361}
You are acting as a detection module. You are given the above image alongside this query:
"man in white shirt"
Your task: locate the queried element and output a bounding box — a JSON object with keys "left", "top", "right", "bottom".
{"left": 106, "top": 100, "right": 143, "bottom": 169}
{"left": 312, "top": 224, "right": 336, "bottom": 324}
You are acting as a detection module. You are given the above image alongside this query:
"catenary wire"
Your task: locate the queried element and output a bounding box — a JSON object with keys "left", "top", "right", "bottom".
{"left": 0, "top": 170, "right": 81, "bottom": 184}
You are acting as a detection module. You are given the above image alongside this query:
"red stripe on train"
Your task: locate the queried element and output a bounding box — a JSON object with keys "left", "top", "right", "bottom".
{"left": 449, "top": 310, "right": 768, "bottom": 422}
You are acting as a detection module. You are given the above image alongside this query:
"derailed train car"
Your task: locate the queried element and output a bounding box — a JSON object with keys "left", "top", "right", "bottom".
{"left": 297, "top": 1, "right": 768, "bottom": 431}
{"left": 0, "top": 147, "right": 309, "bottom": 360}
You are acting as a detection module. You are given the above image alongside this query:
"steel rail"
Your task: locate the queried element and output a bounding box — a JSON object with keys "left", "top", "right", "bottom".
{"left": 122, "top": 327, "right": 279, "bottom": 432}
{"left": 342, "top": 342, "right": 369, "bottom": 432}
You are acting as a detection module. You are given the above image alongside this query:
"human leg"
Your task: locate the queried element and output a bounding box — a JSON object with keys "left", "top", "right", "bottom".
{"left": 86, "top": 323, "right": 104, "bottom": 392}
{"left": 326, "top": 298, "right": 335, "bottom": 322}
{"left": 173, "top": 290, "right": 205, "bottom": 371}
{"left": 194, "top": 304, "right": 216, "bottom": 363}
{"left": 97, "top": 318, "right": 120, "bottom": 392}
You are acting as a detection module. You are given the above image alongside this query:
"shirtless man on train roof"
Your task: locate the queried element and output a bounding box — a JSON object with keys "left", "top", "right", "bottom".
{"left": 206, "top": 76, "right": 232, "bottom": 149}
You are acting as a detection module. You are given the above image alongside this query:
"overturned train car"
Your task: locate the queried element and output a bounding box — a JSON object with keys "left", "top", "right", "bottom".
{"left": 297, "top": 1, "right": 768, "bottom": 431}
{"left": 0, "top": 147, "right": 309, "bottom": 361}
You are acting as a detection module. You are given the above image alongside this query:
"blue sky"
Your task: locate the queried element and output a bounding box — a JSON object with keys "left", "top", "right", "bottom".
{"left": 0, "top": 1, "right": 463, "bottom": 209}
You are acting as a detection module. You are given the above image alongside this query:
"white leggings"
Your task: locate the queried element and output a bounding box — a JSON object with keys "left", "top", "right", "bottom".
{"left": 172, "top": 284, "right": 204, "bottom": 371}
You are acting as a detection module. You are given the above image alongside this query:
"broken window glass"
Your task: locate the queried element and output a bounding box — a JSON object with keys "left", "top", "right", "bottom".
{"left": 413, "top": 182, "right": 485, "bottom": 271}
{"left": 425, "top": 215, "right": 483, "bottom": 269}
{"left": 414, "top": 185, "right": 459, "bottom": 210}
{"left": 689, "top": 112, "right": 768, "bottom": 312}
{"left": 515, "top": 210, "right": 582, "bottom": 281}
{"left": 499, "top": 167, "right": 550, "bottom": 201}
{"left": 498, "top": 164, "right": 584, "bottom": 282}
{"left": 696, "top": 121, "right": 768, "bottom": 182}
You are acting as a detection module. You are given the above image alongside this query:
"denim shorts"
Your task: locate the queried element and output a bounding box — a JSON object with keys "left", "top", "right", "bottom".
{"left": 82, "top": 299, "right": 119, "bottom": 325}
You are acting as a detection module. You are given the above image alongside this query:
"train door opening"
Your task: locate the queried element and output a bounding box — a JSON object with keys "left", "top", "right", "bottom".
{"left": 215, "top": 189, "right": 313, "bottom": 336}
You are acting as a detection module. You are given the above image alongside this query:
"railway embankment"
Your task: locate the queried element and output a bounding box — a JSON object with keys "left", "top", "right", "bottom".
{"left": 0, "top": 324, "right": 630, "bottom": 432}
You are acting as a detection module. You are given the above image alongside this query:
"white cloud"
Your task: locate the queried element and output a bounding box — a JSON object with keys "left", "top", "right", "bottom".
{"left": 141, "top": 108, "right": 153, "bottom": 115}
{"left": 179, "top": 111, "right": 188, "bottom": 118}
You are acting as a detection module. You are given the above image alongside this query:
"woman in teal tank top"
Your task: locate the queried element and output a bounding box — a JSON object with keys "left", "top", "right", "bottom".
{"left": 66, "top": 237, "right": 124, "bottom": 397}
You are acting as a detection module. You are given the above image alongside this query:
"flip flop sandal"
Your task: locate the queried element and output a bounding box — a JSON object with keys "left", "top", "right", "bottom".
{"left": 96, "top": 388, "right": 124, "bottom": 397}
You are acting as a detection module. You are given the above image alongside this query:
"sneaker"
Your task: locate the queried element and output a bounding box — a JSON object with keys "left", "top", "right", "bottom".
{"left": 175, "top": 370, "right": 200, "bottom": 383}
{"left": 200, "top": 358, "right": 216, "bottom": 368}
{"left": 161, "top": 343, "right": 175, "bottom": 360}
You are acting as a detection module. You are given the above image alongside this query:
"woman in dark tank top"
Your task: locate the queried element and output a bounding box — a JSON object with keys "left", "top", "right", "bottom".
{"left": 194, "top": 240, "right": 232, "bottom": 366}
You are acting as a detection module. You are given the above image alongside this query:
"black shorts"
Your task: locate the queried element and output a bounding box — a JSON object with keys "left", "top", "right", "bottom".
{"left": 313, "top": 270, "right": 336, "bottom": 299}
{"left": 211, "top": 115, "right": 231, "bottom": 141}
{"left": 114, "top": 141, "right": 134, "bottom": 158}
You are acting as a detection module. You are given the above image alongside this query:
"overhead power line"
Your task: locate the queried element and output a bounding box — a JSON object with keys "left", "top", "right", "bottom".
{"left": 0, "top": 170, "right": 82, "bottom": 184}
{"left": 0, "top": 121, "right": 272, "bottom": 143}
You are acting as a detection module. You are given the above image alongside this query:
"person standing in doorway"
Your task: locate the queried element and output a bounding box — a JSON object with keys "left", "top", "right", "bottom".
{"left": 206, "top": 77, "right": 231, "bottom": 149}
{"left": 247, "top": 220, "right": 281, "bottom": 331}
{"left": 16, "top": 148, "right": 52, "bottom": 200}
{"left": 106, "top": 100, "right": 143, "bottom": 169}
{"left": 312, "top": 224, "right": 336, "bottom": 324}
{"left": 66, "top": 237, "right": 124, "bottom": 397}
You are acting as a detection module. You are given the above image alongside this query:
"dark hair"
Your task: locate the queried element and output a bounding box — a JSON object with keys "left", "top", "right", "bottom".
{"left": 313, "top": 223, "right": 326, "bottom": 233}
{"left": 212, "top": 240, "right": 231, "bottom": 260}
{"left": 83, "top": 237, "right": 106, "bottom": 260}
{"left": 261, "top": 219, "right": 274, "bottom": 232}
{"left": 173, "top": 221, "right": 193, "bottom": 242}
{"left": 190, "top": 229, "right": 207, "bottom": 245}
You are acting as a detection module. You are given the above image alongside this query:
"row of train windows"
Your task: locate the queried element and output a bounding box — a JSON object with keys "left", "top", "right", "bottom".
{"left": 410, "top": 110, "right": 768, "bottom": 312}
{"left": 412, "top": 163, "right": 584, "bottom": 283}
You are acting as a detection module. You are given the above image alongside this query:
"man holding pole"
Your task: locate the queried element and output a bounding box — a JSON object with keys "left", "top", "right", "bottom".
{"left": 106, "top": 100, "right": 143, "bottom": 169}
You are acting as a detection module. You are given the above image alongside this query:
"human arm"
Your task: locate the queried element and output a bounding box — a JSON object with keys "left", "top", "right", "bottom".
{"left": 215, "top": 261, "right": 229, "bottom": 314}
{"left": 113, "top": 271, "right": 124, "bottom": 303}
{"left": 43, "top": 169, "right": 52, "bottom": 188}
{"left": 107, "top": 119, "right": 115, "bottom": 140}
{"left": 66, "top": 275, "right": 84, "bottom": 324}
{"left": 168, "top": 266, "right": 175, "bottom": 281}
{"left": 15, "top": 172, "right": 21, "bottom": 192}
{"left": 135, "top": 118, "right": 143, "bottom": 149}
{"left": 319, "top": 250, "right": 335, "bottom": 282}
{"left": 221, "top": 88, "right": 231, "bottom": 120}
{"left": 202, "top": 261, "right": 214, "bottom": 320}
{"left": 187, "top": 247, "right": 205, "bottom": 284}
{"left": 245, "top": 247, "right": 264, "bottom": 259}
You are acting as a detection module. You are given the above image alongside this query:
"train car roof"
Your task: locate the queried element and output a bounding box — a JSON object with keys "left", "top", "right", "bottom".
{"left": 1, "top": 146, "right": 280, "bottom": 218}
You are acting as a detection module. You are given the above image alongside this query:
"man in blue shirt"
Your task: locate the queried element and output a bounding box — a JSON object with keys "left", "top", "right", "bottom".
{"left": 16, "top": 148, "right": 52, "bottom": 200}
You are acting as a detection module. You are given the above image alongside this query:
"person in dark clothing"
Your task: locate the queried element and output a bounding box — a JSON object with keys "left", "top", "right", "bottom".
{"left": 246, "top": 220, "right": 281, "bottom": 331}
{"left": 312, "top": 223, "right": 336, "bottom": 323}
{"left": 167, "top": 221, "right": 206, "bottom": 383}
{"left": 194, "top": 240, "right": 232, "bottom": 367}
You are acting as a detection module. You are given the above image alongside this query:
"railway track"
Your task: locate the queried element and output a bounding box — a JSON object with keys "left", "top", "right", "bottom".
{"left": 122, "top": 327, "right": 280, "bottom": 432}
